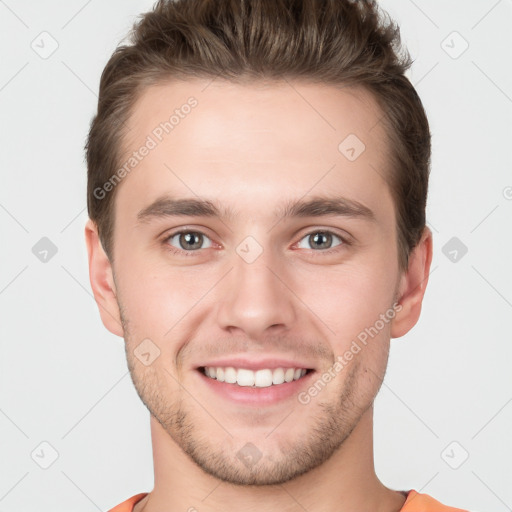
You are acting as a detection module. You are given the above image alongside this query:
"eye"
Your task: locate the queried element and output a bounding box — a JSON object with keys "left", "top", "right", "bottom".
{"left": 296, "top": 230, "right": 345, "bottom": 251}
{"left": 166, "top": 230, "right": 212, "bottom": 252}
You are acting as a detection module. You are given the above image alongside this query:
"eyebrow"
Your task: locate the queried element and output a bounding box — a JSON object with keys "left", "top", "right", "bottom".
{"left": 136, "top": 195, "right": 375, "bottom": 223}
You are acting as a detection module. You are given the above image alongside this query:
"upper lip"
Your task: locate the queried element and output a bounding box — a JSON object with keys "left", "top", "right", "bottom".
{"left": 196, "top": 357, "right": 316, "bottom": 372}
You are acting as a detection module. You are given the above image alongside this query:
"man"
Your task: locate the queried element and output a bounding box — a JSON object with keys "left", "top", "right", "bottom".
{"left": 84, "top": 0, "right": 469, "bottom": 511}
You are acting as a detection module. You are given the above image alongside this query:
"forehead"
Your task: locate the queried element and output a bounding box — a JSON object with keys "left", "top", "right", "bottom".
{"left": 116, "top": 78, "right": 393, "bottom": 224}
{"left": 124, "top": 78, "right": 388, "bottom": 157}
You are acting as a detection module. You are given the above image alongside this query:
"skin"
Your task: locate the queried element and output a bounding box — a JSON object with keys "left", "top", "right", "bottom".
{"left": 86, "top": 78, "right": 432, "bottom": 512}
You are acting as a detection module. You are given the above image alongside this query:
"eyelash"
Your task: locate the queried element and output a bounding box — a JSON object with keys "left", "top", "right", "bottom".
{"left": 162, "top": 229, "right": 351, "bottom": 257}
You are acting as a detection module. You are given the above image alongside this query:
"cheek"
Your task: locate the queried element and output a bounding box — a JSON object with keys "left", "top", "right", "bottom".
{"left": 296, "top": 261, "right": 398, "bottom": 345}
{"left": 114, "top": 255, "right": 215, "bottom": 341}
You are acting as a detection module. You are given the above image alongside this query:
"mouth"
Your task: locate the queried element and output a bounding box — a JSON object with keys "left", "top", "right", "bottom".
{"left": 194, "top": 357, "right": 318, "bottom": 405}
{"left": 198, "top": 366, "right": 314, "bottom": 387}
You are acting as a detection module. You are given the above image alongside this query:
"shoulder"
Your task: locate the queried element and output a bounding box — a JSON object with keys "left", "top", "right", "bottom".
{"left": 107, "top": 493, "right": 148, "bottom": 512}
{"left": 401, "top": 489, "right": 471, "bottom": 512}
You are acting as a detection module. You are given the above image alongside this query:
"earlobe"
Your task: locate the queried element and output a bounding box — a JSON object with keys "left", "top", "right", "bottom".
{"left": 84, "top": 219, "right": 124, "bottom": 337}
{"left": 390, "top": 227, "right": 433, "bottom": 339}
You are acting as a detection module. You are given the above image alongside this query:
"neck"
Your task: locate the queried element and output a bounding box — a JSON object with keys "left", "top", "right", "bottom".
{"left": 135, "top": 406, "right": 407, "bottom": 512}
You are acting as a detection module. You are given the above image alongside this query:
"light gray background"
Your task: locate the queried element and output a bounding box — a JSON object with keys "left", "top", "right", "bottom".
{"left": 1, "top": 0, "right": 511, "bottom": 510}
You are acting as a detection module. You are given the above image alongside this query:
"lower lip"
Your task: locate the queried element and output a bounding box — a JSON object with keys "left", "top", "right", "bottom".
{"left": 197, "top": 369, "right": 315, "bottom": 406}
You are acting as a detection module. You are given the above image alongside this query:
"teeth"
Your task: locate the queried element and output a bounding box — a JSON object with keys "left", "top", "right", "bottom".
{"left": 237, "top": 368, "right": 255, "bottom": 387}
{"left": 224, "top": 367, "right": 237, "bottom": 384}
{"left": 272, "top": 368, "right": 285, "bottom": 385}
{"left": 203, "top": 366, "right": 309, "bottom": 387}
{"left": 254, "top": 369, "right": 273, "bottom": 387}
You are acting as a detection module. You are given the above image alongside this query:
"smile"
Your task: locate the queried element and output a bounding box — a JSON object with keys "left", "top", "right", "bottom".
{"left": 200, "top": 366, "right": 311, "bottom": 387}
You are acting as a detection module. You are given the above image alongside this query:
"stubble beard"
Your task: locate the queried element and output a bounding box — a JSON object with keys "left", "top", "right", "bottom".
{"left": 120, "top": 308, "right": 378, "bottom": 486}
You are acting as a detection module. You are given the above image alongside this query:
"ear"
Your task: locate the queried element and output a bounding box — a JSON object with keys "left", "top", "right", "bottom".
{"left": 391, "top": 227, "right": 433, "bottom": 338}
{"left": 84, "top": 219, "right": 124, "bottom": 337}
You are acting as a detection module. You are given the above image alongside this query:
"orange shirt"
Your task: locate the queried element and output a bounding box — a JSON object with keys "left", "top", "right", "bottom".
{"left": 401, "top": 490, "right": 469, "bottom": 511}
{"left": 108, "top": 489, "right": 470, "bottom": 511}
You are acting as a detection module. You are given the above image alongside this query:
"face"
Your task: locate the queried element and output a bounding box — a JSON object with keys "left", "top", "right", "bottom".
{"left": 91, "top": 78, "right": 423, "bottom": 485}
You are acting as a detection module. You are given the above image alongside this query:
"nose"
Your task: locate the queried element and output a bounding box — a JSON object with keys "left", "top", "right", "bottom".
{"left": 216, "top": 245, "right": 297, "bottom": 339}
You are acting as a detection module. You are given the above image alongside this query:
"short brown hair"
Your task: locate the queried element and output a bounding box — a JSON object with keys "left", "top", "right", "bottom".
{"left": 86, "top": 0, "right": 430, "bottom": 271}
